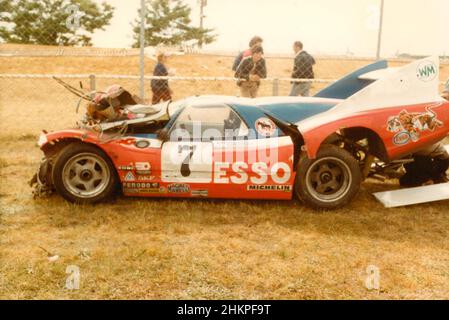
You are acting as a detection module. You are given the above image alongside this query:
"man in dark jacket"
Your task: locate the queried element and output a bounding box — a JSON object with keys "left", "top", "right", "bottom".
{"left": 234, "top": 45, "right": 267, "bottom": 98}
{"left": 290, "top": 41, "right": 316, "bottom": 97}
{"left": 232, "top": 36, "right": 263, "bottom": 71}
{"left": 151, "top": 53, "right": 172, "bottom": 105}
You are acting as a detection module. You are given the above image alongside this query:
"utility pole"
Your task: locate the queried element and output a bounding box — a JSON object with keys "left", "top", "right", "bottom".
{"left": 376, "top": 0, "right": 385, "bottom": 60}
{"left": 198, "top": 0, "right": 207, "bottom": 48}
{"left": 139, "top": 0, "right": 146, "bottom": 100}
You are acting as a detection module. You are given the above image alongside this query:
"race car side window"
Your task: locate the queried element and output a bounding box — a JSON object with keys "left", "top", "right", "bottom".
{"left": 169, "top": 104, "right": 249, "bottom": 141}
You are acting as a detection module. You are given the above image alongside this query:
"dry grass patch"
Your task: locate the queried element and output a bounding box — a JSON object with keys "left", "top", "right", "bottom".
{"left": 0, "top": 140, "right": 448, "bottom": 299}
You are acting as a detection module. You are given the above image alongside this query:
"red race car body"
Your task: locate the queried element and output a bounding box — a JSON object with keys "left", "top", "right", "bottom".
{"left": 32, "top": 56, "right": 449, "bottom": 209}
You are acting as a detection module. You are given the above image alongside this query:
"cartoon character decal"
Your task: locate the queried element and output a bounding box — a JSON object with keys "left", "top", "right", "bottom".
{"left": 255, "top": 117, "right": 276, "bottom": 136}
{"left": 387, "top": 107, "right": 443, "bottom": 144}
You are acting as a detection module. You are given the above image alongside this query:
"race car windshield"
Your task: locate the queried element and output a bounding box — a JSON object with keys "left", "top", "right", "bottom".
{"left": 168, "top": 99, "right": 188, "bottom": 118}
{"left": 170, "top": 104, "right": 249, "bottom": 141}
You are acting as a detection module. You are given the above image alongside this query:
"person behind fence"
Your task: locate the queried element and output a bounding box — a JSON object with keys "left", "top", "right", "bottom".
{"left": 234, "top": 45, "right": 267, "bottom": 98}
{"left": 289, "top": 41, "right": 316, "bottom": 97}
{"left": 151, "top": 52, "right": 172, "bottom": 105}
{"left": 232, "top": 36, "right": 263, "bottom": 71}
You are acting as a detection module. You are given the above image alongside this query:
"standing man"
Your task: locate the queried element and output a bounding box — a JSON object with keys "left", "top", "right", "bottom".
{"left": 232, "top": 36, "right": 263, "bottom": 71}
{"left": 235, "top": 45, "right": 267, "bottom": 98}
{"left": 290, "top": 41, "right": 316, "bottom": 97}
{"left": 151, "top": 52, "right": 173, "bottom": 105}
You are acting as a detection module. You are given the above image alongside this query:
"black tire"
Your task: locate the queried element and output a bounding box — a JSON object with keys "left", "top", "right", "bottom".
{"left": 295, "top": 144, "right": 362, "bottom": 210}
{"left": 52, "top": 143, "right": 118, "bottom": 204}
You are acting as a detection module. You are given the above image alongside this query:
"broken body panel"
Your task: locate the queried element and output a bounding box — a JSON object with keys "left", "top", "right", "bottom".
{"left": 299, "top": 56, "right": 449, "bottom": 161}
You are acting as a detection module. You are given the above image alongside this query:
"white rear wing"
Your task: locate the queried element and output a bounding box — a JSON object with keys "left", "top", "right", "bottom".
{"left": 342, "top": 56, "right": 442, "bottom": 111}
{"left": 358, "top": 67, "right": 400, "bottom": 80}
{"left": 297, "top": 56, "right": 444, "bottom": 131}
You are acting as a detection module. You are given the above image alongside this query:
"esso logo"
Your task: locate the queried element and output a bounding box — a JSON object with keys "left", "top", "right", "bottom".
{"left": 393, "top": 131, "right": 411, "bottom": 145}
{"left": 214, "top": 162, "right": 291, "bottom": 185}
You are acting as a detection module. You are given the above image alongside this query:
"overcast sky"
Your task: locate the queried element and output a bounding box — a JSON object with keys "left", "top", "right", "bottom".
{"left": 92, "top": 0, "right": 449, "bottom": 57}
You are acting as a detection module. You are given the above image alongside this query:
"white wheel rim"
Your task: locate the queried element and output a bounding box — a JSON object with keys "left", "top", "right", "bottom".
{"left": 62, "top": 153, "right": 110, "bottom": 199}
{"left": 305, "top": 156, "right": 353, "bottom": 203}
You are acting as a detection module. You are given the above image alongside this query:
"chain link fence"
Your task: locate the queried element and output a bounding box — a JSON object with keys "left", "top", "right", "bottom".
{"left": 1, "top": 1, "right": 448, "bottom": 136}
{"left": 1, "top": 55, "right": 448, "bottom": 137}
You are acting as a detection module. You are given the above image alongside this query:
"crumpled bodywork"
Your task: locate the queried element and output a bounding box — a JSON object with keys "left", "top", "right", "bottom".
{"left": 297, "top": 56, "right": 449, "bottom": 161}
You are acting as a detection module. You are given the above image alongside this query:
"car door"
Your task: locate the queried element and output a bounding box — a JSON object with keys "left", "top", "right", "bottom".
{"left": 212, "top": 126, "right": 295, "bottom": 200}
{"left": 161, "top": 104, "right": 230, "bottom": 185}
{"left": 160, "top": 103, "right": 295, "bottom": 199}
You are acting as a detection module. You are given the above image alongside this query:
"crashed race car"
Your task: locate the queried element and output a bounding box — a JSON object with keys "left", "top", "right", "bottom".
{"left": 31, "top": 56, "right": 449, "bottom": 209}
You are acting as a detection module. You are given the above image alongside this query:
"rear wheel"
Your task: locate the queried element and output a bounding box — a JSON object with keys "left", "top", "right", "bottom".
{"left": 52, "top": 143, "right": 118, "bottom": 204}
{"left": 295, "top": 145, "right": 362, "bottom": 209}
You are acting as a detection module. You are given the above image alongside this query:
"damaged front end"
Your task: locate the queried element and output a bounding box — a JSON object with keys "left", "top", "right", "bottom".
{"left": 30, "top": 157, "right": 54, "bottom": 198}
{"left": 30, "top": 131, "right": 55, "bottom": 198}
{"left": 30, "top": 79, "right": 174, "bottom": 199}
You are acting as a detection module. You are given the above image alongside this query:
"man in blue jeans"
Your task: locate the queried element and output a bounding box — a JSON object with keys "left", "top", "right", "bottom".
{"left": 290, "top": 41, "right": 316, "bottom": 97}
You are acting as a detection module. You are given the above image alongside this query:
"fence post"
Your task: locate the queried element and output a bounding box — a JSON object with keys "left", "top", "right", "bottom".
{"left": 272, "top": 78, "right": 279, "bottom": 96}
{"left": 376, "top": 0, "right": 385, "bottom": 60}
{"left": 89, "top": 74, "right": 97, "bottom": 98}
{"left": 89, "top": 74, "right": 96, "bottom": 93}
{"left": 139, "top": 0, "right": 146, "bottom": 100}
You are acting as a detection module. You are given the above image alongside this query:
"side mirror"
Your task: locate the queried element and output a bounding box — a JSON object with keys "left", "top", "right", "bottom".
{"left": 157, "top": 127, "right": 170, "bottom": 141}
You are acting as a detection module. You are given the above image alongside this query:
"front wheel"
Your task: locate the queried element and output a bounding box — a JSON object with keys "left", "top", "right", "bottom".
{"left": 52, "top": 143, "right": 118, "bottom": 204}
{"left": 295, "top": 145, "right": 362, "bottom": 210}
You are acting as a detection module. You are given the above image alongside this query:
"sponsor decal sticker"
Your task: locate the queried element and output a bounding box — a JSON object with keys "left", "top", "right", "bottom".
{"left": 137, "top": 175, "right": 156, "bottom": 181}
{"left": 123, "top": 182, "right": 164, "bottom": 194}
{"left": 386, "top": 107, "right": 443, "bottom": 144}
{"left": 191, "top": 190, "right": 209, "bottom": 197}
{"left": 123, "top": 188, "right": 139, "bottom": 194}
{"left": 393, "top": 132, "right": 411, "bottom": 145}
{"left": 123, "top": 182, "right": 159, "bottom": 189}
{"left": 247, "top": 185, "right": 292, "bottom": 192}
{"left": 118, "top": 165, "right": 133, "bottom": 171}
{"left": 416, "top": 61, "right": 437, "bottom": 82}
{"left": 255, "top": 117, "right": 276, "bottom": 136}
{"left": 168, "top": 183, "right": 190, "bottom": 194}
{"left": 214, "top": 162, "right": 292, "bottom": 185}
{"left": 124, "top": 171, "right": 135, "bottom": 181}
{"left": 135, "top": 162, "right": 152, "bottom": 175}
{"left": 120, "top": 163, "right": 152, "bottom": 174}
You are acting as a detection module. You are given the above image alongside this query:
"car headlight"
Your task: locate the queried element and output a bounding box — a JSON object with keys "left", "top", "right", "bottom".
{"left": 37, "top": 132, "right": 48, "bottom": 147}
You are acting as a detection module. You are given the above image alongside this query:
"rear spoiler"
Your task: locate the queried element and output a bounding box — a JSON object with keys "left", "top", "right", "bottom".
{"left": 298, "top": 56, "right": 442, "bottom": 134}
{"left": 314, "top": 60, "right": 388, "bottom": 100}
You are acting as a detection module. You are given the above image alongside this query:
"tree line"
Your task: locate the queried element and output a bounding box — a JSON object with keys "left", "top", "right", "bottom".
{"left": 0, "top": 0, "right": 216, "bottom": 47}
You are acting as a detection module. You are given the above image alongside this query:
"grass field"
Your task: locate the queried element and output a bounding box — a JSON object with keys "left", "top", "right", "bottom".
{"left": 1, "top": 44, "right": 449, "bottom": 299}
